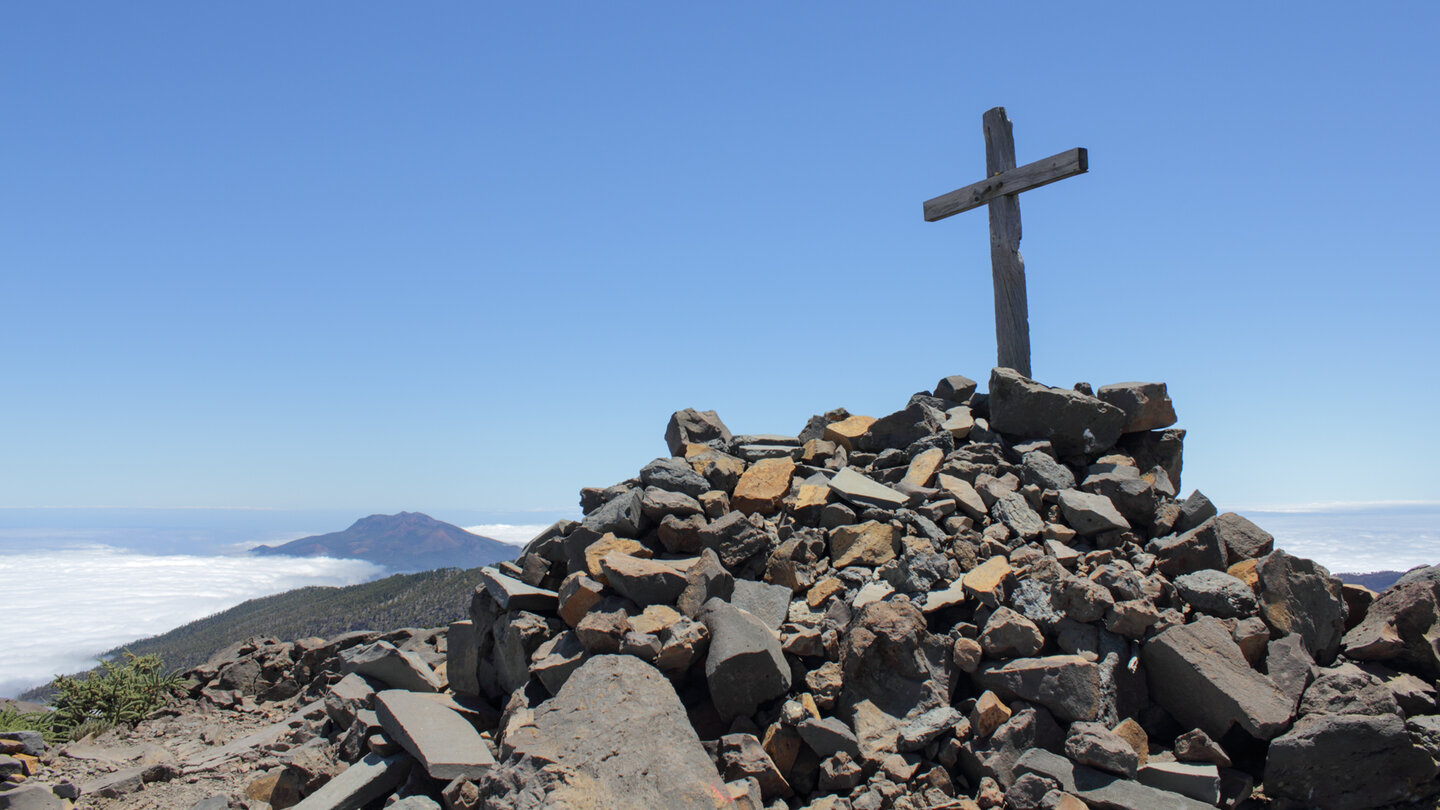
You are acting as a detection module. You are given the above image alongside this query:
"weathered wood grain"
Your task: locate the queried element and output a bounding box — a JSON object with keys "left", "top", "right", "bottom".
{"left": 922, "top": 146, "right": 1087, "bottom": 222}
{"left": 983, "top": 107, "right": 1032, "bottom": 378}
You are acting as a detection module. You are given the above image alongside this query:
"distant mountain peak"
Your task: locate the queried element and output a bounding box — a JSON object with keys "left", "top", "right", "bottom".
{"left": 251, "top": 511, "right": 514, "bottom": 573}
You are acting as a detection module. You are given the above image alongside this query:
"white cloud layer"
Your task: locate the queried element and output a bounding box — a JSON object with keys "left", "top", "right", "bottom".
{"left": 0, "top": 546, "right": 381, "bottom": 699}
{"left": 463, "top": 524, "right": 551, "bottom": 546}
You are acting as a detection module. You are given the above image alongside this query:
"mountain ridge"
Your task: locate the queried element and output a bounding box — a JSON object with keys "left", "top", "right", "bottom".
{"left": 250, "top": 511, "right": 514, "bottom": 572}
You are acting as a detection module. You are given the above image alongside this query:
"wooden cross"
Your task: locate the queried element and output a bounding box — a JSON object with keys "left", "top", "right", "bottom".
{"left": 923, "top": 107, "right": 1087, "bottom": 378}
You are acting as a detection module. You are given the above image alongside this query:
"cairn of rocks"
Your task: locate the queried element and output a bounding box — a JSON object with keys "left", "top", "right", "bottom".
{"left": 6, "top": 369, "right": 1438, "bottom": 810}
{"left": 449, "top": 369, "right": 1439, "bottom": 810}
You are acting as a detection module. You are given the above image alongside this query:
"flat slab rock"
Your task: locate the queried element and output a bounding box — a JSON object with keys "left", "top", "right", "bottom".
{"left": 290, "top": 752, "right": 411, "bottom": 810}
{"left": 529, "top": 654, "right": 731, "bottom": 809}
{"left": 1015, "top": 748, "right": 1213, "bottom": 810}
{"left": 375, "top": 689, "right": 495, "bottom": 781}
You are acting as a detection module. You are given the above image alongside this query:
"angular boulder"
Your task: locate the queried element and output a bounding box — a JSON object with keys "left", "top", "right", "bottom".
{"left": 987, "top": 368, "right": 1126, "bottom": 456}
{"left": 1255, "top": 550, "right": 1347, "bottom": 664}
{"left": 700, "top": 598, "right": 792, "bottom": 722}
{"left": 665, "top": 408, "right": 733, "bottom": 457}
{"left": 1342, "top": 579, "right": 1440, "bottom": 678}
{"left": 1264, "top": 713, "right": 1437, "bottom": 810}
{"left": 1095, "top": 381, "right": 1177, "bottom": 433}
{"left": 1142, "top": 618, "right": 1293, "bottom": 739}
{"left": 529, "top": 655, "right": 732, "bottom": 809}
{"left": 974, "top": 655, "right": 1102, "bottom": 723}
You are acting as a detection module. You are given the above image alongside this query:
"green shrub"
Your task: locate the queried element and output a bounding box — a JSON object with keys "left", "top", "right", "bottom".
{"left": 0, "top": 706, "right": 56, "bottom": 744}
{"left": 46, "top": 651, "right": 183, "bottom": 741}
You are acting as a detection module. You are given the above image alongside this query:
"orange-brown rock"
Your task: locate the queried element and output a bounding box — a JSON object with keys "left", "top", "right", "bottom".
{"left": 733, "top": 457, "right": 796, "bottom": 516}
{"left": 970, "top": 690, "right": 1011, "bottom": 738}
{"left": 903, "top": 447, "right": 944, "bottom": 488}
{"left": 822, "top": 415, "right": 876, "bottom": 452}
{"left": 584, "top": 534, "right": 651, "bottom": 581}
{"left": 807, "top": 577, "right": 844, "bottom": 608}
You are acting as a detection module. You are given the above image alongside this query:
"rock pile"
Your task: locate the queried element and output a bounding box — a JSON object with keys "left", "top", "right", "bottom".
{"left": 7, "top": 369, "right": 1438, "bottom": 810}
{"left": 449, "top": 369, "right": 1438, "bottom": 810}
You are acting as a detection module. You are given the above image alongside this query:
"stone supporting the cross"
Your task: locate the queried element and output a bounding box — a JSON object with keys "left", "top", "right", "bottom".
{"left": 924, "top": 107, "right": 1087, "bottom": 378}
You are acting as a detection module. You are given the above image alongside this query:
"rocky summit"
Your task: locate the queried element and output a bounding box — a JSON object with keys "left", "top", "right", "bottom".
{"left": 7, "top": 369, "right": 1439, "bottom": 810}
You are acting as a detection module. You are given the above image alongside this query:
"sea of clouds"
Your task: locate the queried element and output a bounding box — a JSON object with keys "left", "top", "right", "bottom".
{"left": 0, "top": 543, "right": 381, "bottom": 699}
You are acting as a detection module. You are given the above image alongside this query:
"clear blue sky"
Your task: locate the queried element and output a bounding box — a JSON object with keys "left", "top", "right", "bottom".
{"left": 3, "top": 4, "right": 1437, "bottom": 516}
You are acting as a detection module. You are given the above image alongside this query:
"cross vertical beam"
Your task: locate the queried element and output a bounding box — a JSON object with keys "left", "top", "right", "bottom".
{"left": 923, "top": 107, "right": 1087, "bottom": 379}
{"left": 983, "top": 108, "right": 1030, "bottom": 378}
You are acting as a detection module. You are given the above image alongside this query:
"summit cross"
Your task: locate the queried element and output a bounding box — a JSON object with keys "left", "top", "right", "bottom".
{"left": 923, "top": 107, "right": 1087, "bottom": 378}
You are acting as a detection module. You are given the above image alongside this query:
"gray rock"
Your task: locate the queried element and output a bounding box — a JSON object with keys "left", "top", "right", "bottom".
{"left": 828, "top": 467, "right": 909, "bottom": 510}
{"left": 981, "top": 606, "right": 1045, "bottom": 658}
{"left": 665, "top": 408, "right": 733, "bottom": 457}
{"left": 1212, "top": 512, "right": 1274, "bottom": 565}
{"left": 186, "top": 798, "right": 232, "bottom": 810}
{"left": 1343, "top": 579, "right": 1440, "bottom": 678}
{"left": 446, "top": 620, "right": 479, "bottom": 697}
{"left": 857, "top": 403, "right": 943, "bottom": 453}
{"left": 640, "top": 457, "right": 712, "bottom": 497}
{"left": 640, "top": 487, "right": 704, "bottom": 523}
{"left": 1116, "top": 428, "right": 1185, "bottom": 494}
{"left": 1175, "top": 491, "right": 1217, "bottom": 534}
{"left": 530, "top": 631, "right": 589, "bottom": 696}
{"left": 699, "top": 510, "right": 771, "bottom": 571}
{"left": 1299, "top": 663, "right": 1401, "bottom": 717}
{"left": 1136, "top": 762, "right": 1221, "bottom": 806}
{"left": 375, "top": 690, "right": 495, "bottom": 780}
{"left": 1395, "top": 564, "right": 1440, "bottom": 589}
{"left": 1142, "top": 617, "right": 1293, "bottom": 740}
{"left": 340, "top": 641, "right": 442, "bottom": 693}
{"left": 289, "top": 753, "right": 411, "bottom": 810}
{"left": 1266, "top": 634, "right": 1316, "bottom": 711}
{"left": 960, "top": 704, "right": 1064, "bottom": 789}
{"left": 700, "top": 598, "right": 792, "bottom": 722}
{"left": 797, "top": 716, "right": 861, "bottom": 760}
{"left": 839, "top": 601, "right": 953, "bottom": 722}
{"left": 0, "top": 731, "right": 43, "bottom": 757}
{"left": 480, "top": 567, "right": 559, "bottom": 612}
{"left": 676, "top": 548, "right": 735, "bottom": 618}
{"left": 1079, "top": 467, "right": 1156, "bottom": 528}
{"left": 934, "top": 374, "right": 978, "bottom": 403}
{"left": 0, "top": 786, "right": 64, "bottom": 810}
{"left": 714, "top": 733, "right": 791, "bottom": 800}
{"left": 991, "top": 491, "right": 1045, "bottom": 540}
{"left": 1095, "top": 381, "right": 1177, "bottom": 433}
{"left": 1173, "top": 569, "right": 1259, "bottom": 619}
{"left": 817, "top": 751, "right": 864, "bottom": 792}
{"left": 1264, "top": 713, "right": 1437, "bottom": 810}
{"left": 896, "top": 705, "right": 962, "bottom": 752}
{"left": 1255, "top": 550, "right": 1347, "bottom": 665}
{"left": 580, "top": 487, "right": 644, "bottom": 537}
{"left": 388, "top": 797, "right": 440, "bottom": 810}
{"left": 1005, "top": 773, "right": 1061, "bottom": 810}
{"left": 730, "top": 579, "right": 792, "bottom": 632}
{"left": 974, "top": 655, "right": 1102, "bottom": 722}
{"left": 530, "top": 655, "right": 732, "bottom": 809}
{"left": 1147, "top": 520, "right": 1226, "bottom": 578}
{"left": 1064, "top": 721, "right": 1138, "bottom": 778}
{"left": 1014, "top": 748, "right": 1214, "bottom": 810}
{"left": 489, "top": 610, "right": 554, "bottom": 695}
{"left": 1021, "top": 451, "right": 1075, "bottom": 491}
{"left": 734, "top": 443, "right": 800, "bottom": 462}
{"left": 987, "top": 368, "right": 1127, "bottom": 456}
{"left": 1056, "top": 489, "right": 1130, "bottom": 535}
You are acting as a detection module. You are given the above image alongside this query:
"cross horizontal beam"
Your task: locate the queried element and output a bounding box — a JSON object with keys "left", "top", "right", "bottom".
{"left": 923, "top": 146, "right": 1088, "bottom": 222}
